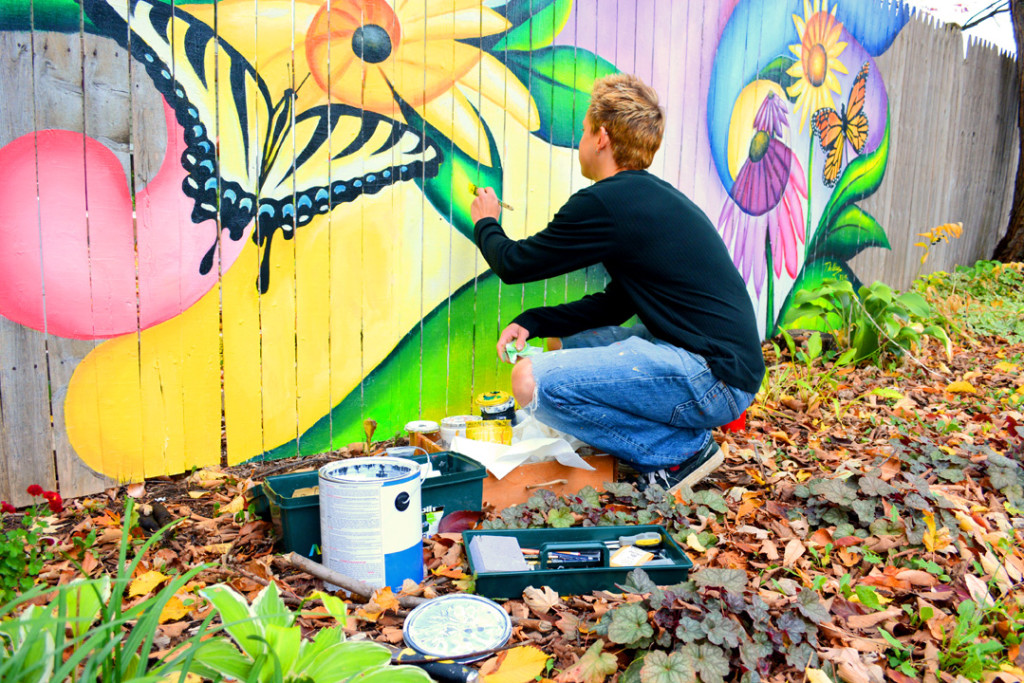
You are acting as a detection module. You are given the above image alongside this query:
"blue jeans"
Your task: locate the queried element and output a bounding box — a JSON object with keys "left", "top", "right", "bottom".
{"left": 525, "top": 325, "right": 755, "bottom": 472}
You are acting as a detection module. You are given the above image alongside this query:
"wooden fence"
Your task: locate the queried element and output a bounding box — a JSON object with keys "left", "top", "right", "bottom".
{"left": 0, "top": 2, "right": 1018, "bottom": 505}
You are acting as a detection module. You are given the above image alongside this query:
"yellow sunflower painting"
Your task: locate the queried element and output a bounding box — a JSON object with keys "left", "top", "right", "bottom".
{"left": 786, "top": 0, "right": 849, "bottom": 132}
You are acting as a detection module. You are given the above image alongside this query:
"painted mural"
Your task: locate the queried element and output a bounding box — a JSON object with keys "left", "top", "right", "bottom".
{"left": 0, "top": 0, "right": 912, "bottom": 483}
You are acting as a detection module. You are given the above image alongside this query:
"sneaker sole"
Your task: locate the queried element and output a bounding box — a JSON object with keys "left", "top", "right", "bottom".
{"left": 666, "top": 446, "right": 724, "bottom": 496}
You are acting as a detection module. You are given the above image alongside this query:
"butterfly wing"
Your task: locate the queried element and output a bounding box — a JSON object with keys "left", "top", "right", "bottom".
{"left": 812, "top": 108, "right": 845, "bottom": 187}
{"left": 844, "top": 62, "right": 870, "bottom": 154}
{"left": 79, "top": 0, "right": 443, "bottom": 292}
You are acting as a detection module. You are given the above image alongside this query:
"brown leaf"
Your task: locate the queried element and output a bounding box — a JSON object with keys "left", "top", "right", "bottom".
{"left": 761, "top": 540, "right": 779, "bottom": 561}
{"left": 523, "top": 586, "right": 561, "bottom": 615}
{"left": 783, "top": 538, "right": 805, "bottom": 566}
{"left": 845, "top": 606, "right": 903, "bottom": 630}
{"left": 126, "top": 482, "right": 146, "bottom": 498}
{"left": 894, "top": 569, "right": 939, "bottom": 587}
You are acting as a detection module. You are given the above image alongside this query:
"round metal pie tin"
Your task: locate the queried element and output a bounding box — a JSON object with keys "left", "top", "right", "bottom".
{"left": 402, "top": 594, "right": 512, "bottom": 661}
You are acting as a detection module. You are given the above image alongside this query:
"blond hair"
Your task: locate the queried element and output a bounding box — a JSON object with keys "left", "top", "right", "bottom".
{"left": 586, "top": 74, "right": 664, "bottom": 170}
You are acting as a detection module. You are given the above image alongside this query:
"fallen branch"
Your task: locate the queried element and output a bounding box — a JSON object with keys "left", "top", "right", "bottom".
{"left": 285, "top": 552, "right": 430, "bottom": 608}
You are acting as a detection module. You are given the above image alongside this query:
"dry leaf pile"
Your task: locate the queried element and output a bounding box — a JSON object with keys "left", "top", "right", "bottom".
{"left": 7, "top": 326, "right": 1024, "bottom": 682}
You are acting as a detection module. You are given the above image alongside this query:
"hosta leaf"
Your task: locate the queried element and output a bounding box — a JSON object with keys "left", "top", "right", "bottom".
{"left": 796, "top": 589, "right": 830, "bottom": 624}
{"left": 850, "top": 499, "right": 878, "bottom": 527}
{"left": 607, "top": 603, "right": 654, "bottom": 646}
{"left": 639, "top": 650, "right": 696, "bottom": 683}
{"left": 785, "top": 642, "right": 818, "bottom": 671}
{"left": 858, "top": 476, "right": 897, "bottom": 498}
{"left": 624, "top": 568, "right": 658, "bottom": 595}
{"left": 547, "top": 507, "right": 575, "bottom": 528}
{"left": 693, "top": 568, "right": 748, "bottom": 593}
{"left": 675, "top": 616, "right": 704, "bottom": 643}
{"left": 701, "top": 611, "right": 742, "bottom": 648}
{"left": 937, "top": 467, "right": 965, "bottom": 482}
{"left": 738, "top": 632, "right": 773, "bottom": 672}
{"left": 808, "top": 479, "right": 858, "bottom": 507}
{"left": 604, "top": 482, "right": 637, "bottom": 497}
{"left": 559, "top": 640, "right": 618, "bottom": 683}
{"left": 777, "top": 611, "right": 807, "bottom": 644}
{"left": 691, "top": 490, "right": 728, "bottom": 514}
{"left": 685, "top": 642, "right": 730, "bottom": 683}
{"left": 577, "top": 486, "right": 602, "bottom": 508}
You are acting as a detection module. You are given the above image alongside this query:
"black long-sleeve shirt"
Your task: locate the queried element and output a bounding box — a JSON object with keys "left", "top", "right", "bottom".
{"left": 473, "top": 170, "right": 765, "bottom": 394}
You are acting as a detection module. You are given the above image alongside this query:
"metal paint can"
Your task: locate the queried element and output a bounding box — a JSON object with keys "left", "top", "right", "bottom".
{"left": 403, "top": 594, "right": 512, "bottom": 661}
{"left": 318, "top": 457, "right": 425, "bottom": 590}
{"left": 475, "top": 390, "right": 516, "bottom": 421}
{"left": 439, "top": 415, "right": 482, "bottom": 448}
{"left": 405, "top": 420, "right": 441, "bottom": 443}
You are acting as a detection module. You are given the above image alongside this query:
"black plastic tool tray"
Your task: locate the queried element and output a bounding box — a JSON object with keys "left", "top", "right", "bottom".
{"left": 463, "top": 525, "right": 692, "bottom": 598}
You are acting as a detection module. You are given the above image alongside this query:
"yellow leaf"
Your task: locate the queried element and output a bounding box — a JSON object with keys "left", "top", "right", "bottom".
{"left": 686, "top": 534, "right": 707, "bottom": 553}
{"left": 806, "top": 668, "right": 833, "bottom": 683}
{"left": 994, "top": 361, "right": 1019, "bottom": 373}
{"left": 221, "top": 495, "right": 245, "bottom": 514}
{"left": 129, "top": 570, "right": 168, "bottom": 597}
{"left": 481, "top": 646, "right": 550, "bottom": 683}
{"left": 795, "top": 470, "right": 813, "bottom": 482}
{"left": 159, "top": 596, "right": 192, "bottom": 623}
{"left": 945, "top": 381, "right": 976, "bottom": 394}
{"left": 371, "top": 587, "right": 400, "bottom": 613}
{"left": 202, "top": 543, "right": 233, "bottom": 555}
{"left": 159, "top": 674, "right": 203, "bottom": 683}
{"left": 922, "top": 512, "right": 955, "bottom": 554}
{"left": 187, "top": 491, "right": 208, "bottom": 499}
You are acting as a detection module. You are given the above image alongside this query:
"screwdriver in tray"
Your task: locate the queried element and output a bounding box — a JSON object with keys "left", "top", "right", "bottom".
{"left": 604, "top": 531, "right": 663, "bottom": 549}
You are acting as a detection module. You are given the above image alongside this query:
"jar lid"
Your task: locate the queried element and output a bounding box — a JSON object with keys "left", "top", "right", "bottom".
{"left": 405, "top": 420, "right": 440, "bottom": 433}
{"left": 475, "top": 390, "right": 513, "bottom": 408}
{"left": 403, "top": 594, "right": 512, "bottom": 661}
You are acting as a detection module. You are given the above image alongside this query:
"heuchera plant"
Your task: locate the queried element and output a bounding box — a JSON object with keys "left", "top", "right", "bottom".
{"left": 0, "top": 485, "right": 62, "bottom": 604}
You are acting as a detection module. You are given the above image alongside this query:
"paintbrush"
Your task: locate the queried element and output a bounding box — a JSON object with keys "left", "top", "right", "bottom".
{"left": 469, "top": 183, "right": 514, "bottom": 211}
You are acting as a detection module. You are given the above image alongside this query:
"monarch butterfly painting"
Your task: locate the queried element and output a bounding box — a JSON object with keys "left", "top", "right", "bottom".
{"left": 812, "top": 61, "right": 870, "bottom": 187}
{"left": 78, "top": 0, "right": 444, "bottom": 293}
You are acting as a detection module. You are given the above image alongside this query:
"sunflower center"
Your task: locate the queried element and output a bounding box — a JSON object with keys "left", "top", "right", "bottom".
{"left": 352, "top": 24, "right": 392, "bottom": 64}
{"left": 748, "top": 130, "right": 770, "bottom": 162}
{"left": 807, "top": 44, "right": 828, "bottom": 87}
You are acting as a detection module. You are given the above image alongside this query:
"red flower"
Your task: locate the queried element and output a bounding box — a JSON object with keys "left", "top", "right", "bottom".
{"left": 41, "top": 490, "right": 56, "bottom": 501}
{"left": 1, "top": 501, "right": 15, "bottom": 514}
{"left": 46, "top": 494, "right": 63, "bottom": 514}
{"left": 26, "top": 484, "right": 43, "bottom": 496}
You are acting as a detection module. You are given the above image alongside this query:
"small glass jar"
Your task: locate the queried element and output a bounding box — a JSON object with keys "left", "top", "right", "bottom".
{"left": 405, "top": 420, "right": 441, "bottom": 444}
{"left": 465, "top": 418, "right": 513, "bottom": 445}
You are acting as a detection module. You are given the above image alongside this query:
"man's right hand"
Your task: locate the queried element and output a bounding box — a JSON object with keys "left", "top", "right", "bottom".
{"left": 497, "top": 323, "right": 531, "bottom": 362}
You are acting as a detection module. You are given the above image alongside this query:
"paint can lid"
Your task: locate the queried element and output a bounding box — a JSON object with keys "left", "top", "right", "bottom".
{"left": 403, "top": 594, "right": 512, "bottom": 661}
{"left": 475, "top": 390, "right": 513, "bottom": 408}
{"left": 319, "top": 457, "right": 420, "bottom": 484}
{"left": 440, "top": 415, "right": 482, "bottom": 428}
{"left": 405, "top": 420, "right": 440, "bottom": 434}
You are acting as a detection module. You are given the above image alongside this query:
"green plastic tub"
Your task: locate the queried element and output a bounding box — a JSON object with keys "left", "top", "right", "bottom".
{"left": 462, "top": 524, "right": 693, "bottom": 598}
{"left": 263, "top": 451, "right": 486, "bottom": 561}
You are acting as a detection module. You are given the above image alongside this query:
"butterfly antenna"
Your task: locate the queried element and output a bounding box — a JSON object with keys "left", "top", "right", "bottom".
{"left": 294, "top": 72, "right": 312, "bottom": 95}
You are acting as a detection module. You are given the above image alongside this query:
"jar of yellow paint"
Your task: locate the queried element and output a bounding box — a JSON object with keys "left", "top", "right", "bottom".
{"left": 465, "top": 419, "right": 513, "bottom": 446}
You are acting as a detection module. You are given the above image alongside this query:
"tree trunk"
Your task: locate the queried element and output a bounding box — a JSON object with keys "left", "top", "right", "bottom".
{"left": 994, "top": 0, "right": 1024, "bottom": 262}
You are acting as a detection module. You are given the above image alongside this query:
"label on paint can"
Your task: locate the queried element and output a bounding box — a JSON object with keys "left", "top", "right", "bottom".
{"left": 439, "top": 414, "right": 482, "bottom": 448}
{"left": 318, "top": 457, "right": 425, "bottom": 590}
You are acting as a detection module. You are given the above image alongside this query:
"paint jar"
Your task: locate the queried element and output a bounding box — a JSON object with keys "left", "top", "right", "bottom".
{"left": 475, "top": 390, "right": 516, "bottom": 422}
{"left": 465, "top": 418, "right": 513, "bottom": 446}
{"left": 405, "top": 420, "right": 441, "bottom": 444}
{"left": 318, "top": 457, "right": 425, "bottom": 590}
{"left": 439, "top": 415, "right": 482, "bottom": 449}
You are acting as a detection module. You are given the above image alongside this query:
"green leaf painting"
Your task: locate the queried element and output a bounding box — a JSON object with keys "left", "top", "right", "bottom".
{"left": 503, "top": 46, "right": 619, "bottom": 148}
{"left": 806, "top": 204, "right": 890, "bottom": 264}
{"left": 492, "top": 0, "right": 573, "bottom": 51}
{"left": 815, "top": 113, "right": 891, "bottom": 246}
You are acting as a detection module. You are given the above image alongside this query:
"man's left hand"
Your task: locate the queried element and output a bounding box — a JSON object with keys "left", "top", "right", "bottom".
{"left": 471, "top": 186, "right": 502, "bottom": 224}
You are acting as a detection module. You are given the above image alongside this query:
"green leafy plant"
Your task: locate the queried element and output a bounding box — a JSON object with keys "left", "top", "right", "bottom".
{"left": 594, "top": 568, "right": 829, "bottom": 682}
{"left": 781, "top": 278, "right": 950, "bottom": 365}
{"left": 0, "top": 485, "right": 63, "bottom": 605}
{"left": 182, "top": 582, "right": 431, "bottom": 683}
{"left": 0, "top": 498, "right": 210, "bottom": 683}
{"left": 915, "top": 260, "right": 1024, "bottom": 344}
{"left": 937, "top": 600, "right": 1006, "bottom": 680}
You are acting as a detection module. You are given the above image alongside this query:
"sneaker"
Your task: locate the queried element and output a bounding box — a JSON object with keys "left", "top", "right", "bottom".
{"left": 629, "top": 438, "right": 724, "bottom": 495}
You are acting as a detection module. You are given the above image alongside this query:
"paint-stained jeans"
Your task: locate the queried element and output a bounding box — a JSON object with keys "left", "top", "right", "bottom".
{"left": 525, "top": 324, "right": 754, "bottom": 472}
